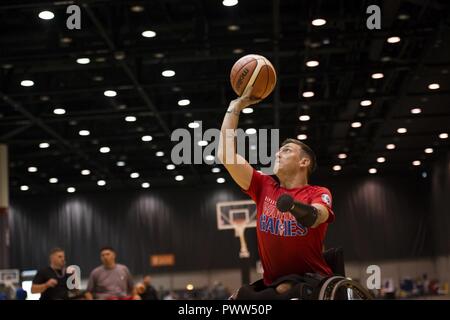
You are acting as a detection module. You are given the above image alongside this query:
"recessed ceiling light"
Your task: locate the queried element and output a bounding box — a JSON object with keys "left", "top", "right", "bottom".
{"left": 412, "top": 160, "right": 421, "bottom": 166}
{"left": 250, "top": 145, "right": 257, "bottom": 151}
{"left": 166, "top": 164, "right": 175, "bottom": 170}
{"left": 97, "top": 180, "right": 106, "bottom": 186}
{"left": 125, "top": 116, "right": 137, "bottom": 122}
{"left": 242, "top": 107, "right": 253, "bottom": 114}
{"left": 245, "top": 128, "right": 257, "bottom": 135}
{"left": 439, "top": 133, "right": 448, "bottom": 139}
{"left": 411, "top": 108, "right": 422, "bottom": 114}
{"left": 99, "top": 147, "right": 110, "bottom": 153}
{"left": 387, "top": 36, "right": 401, "bottom": 43}
{"left": 233, "top": 48, "right": 244, "bottom": 54}
{"left": 397, "top": 128, "right": 407, "bottom": 134}
{"left": 351, "top": 122, "right": 362, "bottom": 128}
{"left": 142, "top": 30, "right": 156, "bottom": 38}
{"left": 369, "top": 168, "right": 377, "bottom": 174}
{"left": 175, "top": 175, "right": 184, "bottom": 181}
{"left": 162, "top": 70, "right": 175, "bottom": 77}
{"left": 49, "top": 178, "right": 58, "bottom": 184}
{"left": 198, "top": 140, "right": 208, "bottom": 147}
{"left": 76, "top": 58, "right": 90, "bottom": 64}
{"left": 227, "top": 25, "right": 240, "bottom": 31}
{"left": 312, "top": 18, "right": 326, "bottom": 26}
{"left": 398, "top": 13, "right": 410, "bottom": 20}
{"left": 67, "top": 187, "right": 76, "bottom": 193}
{"left": 39, "top": 142, "right": 50, "bottom": 149}
{"left": 360, "top": 100, "right": 372, "bottom": 106}
{"left": 386, "top": 144, "right": 396, "bottom": 150}
{"left": 141, "top": 182, "right": 150, "bottom": 188}
{"left": 116, "top": 161, "right": 126, "bottom": 167}
{"left": 38, "top": 10, "right": 54, "bottom": 20}
{"left": 297, "top": 134, "right": 307, "bottom": 140}
{"left": 81, "top": 169, "right": 91, "bottom": 175}
{"left": 212, "top": 167, "right": 221, "bottom": 173}
{"left": 178, "top": 99, "right": 190, "bottom": 106}
{"left": 104, "top": 90, "right": 117, "bottom": 97}
{"left": 21, "top": 80, "right": 34, "bottom": 87}
{"left": 155, "top": 151, "right": 164, "bottom": 157}
{"left": 216, "top": 177, "right": 226, "bottom": 184}
{"left": 222, "top": 0, "right": 238, "bottom": 6}
{"left": 302, "top": 91, "right": 314, "bottom": 98}
{"left": 299, "top": 115, "right": 310, "bottom": 121}
{"left": 332, "top": 165, "right": 342, "bottom": 171}
{"left": 131, "top": 5, "right": 145, "bottom": 12}
{"left": 53, "top": 108, "right": 66, "bottom": 115}
{"left": 205, "top": 155, "right": 215, "bottom": 161}
{"left": 371, "top": 73, "right": 384, "bottom": 79}
{"left": 377, "top": 157, "right": 386, "bottom": 163}
{"left": 130, "top": 172, "right": 140, "bottom": 179}
{"left": 424, "top": 148, "right": 433, "bottom": 154}
{"left": 428, "top": 83, "right": 440, "bottom": 90}
{"left": 28, "top": 167, "right": 38, "bottom": 173}
{"left": 188, "top": 122, "right": 200, "bottom": 129}
{"left": 141, "top": 135, "right": 153, "bottom": 142}
{"left": 20, "top": 185, "right": 29, "bottom": 191}
{"left": 306, "top": 60, "right": 319, "bottom": 67}
{"left": 79, "top": 130, "right": 90, "bottom": 136}
{"left": 338, "top": 153, "right": 347, "bottom": 159}
{"left": 60, "top": 37, "right": 72, "bottom": 44}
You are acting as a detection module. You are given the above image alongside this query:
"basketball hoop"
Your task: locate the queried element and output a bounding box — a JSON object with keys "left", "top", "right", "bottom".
{"left": 232, "top": 219, "right": 250, "bottom": 258}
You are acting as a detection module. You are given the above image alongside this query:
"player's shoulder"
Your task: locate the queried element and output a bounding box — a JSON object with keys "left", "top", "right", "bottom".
{"left": 307, "top": 184, "right": 332, "bottom": 195}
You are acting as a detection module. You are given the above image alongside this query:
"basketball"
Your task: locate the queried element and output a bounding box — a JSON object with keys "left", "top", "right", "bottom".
{"left": 230, "top": 54, "right": 277, "bottom": 100}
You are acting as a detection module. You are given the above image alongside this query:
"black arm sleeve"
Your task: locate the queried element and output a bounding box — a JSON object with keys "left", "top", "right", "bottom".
{"left": 276, "top": 194, "right": 318, "bottom": 227}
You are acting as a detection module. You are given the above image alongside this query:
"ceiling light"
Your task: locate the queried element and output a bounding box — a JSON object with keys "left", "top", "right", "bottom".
{"left": 205, "top": 155, "right": 215, "bottom": 161}
{"left": 20, "top": 185, "right": 29, "bottom": 191}
{"left": 188, "top": 122, "right": 200, "bottom": 129}
{"left": 428, "top": 83, "right": 440, "bottom": 90}
{"left": 116, "top": 161, "right": 126, "bottom": 167}
{"left": 424, "top": 148, "right": 433, "bottom": 154}
{"left": 104, "top": 90, "right": 117, "bottom": 97}
{"left": 97, "top": 180, "right": 106, "bottom": 186}
{"left": 212, "top": 168, "right": 221, "bottom": 173}
{"left": 360, "top": 100, "right": 372, "bottom": 106}
{"left": 198, "top": 140, "right": 208, "bottom": 147}
{"left": 217, "top": 177, "right": 226, "bottom": 184}
{"left": 306, "top": 60, "right": 319, "bottom": 67}
{"left": 312, "top": 18, "right": 326, "bottom": 26}
{"left": 38, "top": 10, "right": 54, "bottom": 20}
{"left": 387, "top": 36, "right": 401, "bottom": 43}
{"left": 299, "top": 115, "right": 310, "bottom": 121}
{"left": 233, "top": 48, "right": 244, "bottom": 54}
{"left": 178, "top": 99, "right": 190, "bottom": 106}
{"left": 397, "top": 128, "right": 407, "bottom": 134}
{"left": 81, "top": 169, "right": 91, "bottom": 175}
{"left": 142, "top": 30, "right": 156, "bottom": 38}
{"left": 411, "top": 108, "right": 421, "bottom": 114}
{"left": 79, "top": 130, "right": 90, "bottom": 136}
{"left": 250, "top": 145, "right": 257, "bottom": 150}
{"left": 39, "top": 142, "right": 50, "bottom": 149}
{"left": 377, "top": 157, "right": 386, "bottom": 163}
{"left": 131, "top": 5, "right": 145, "bottom": 12}
{"left": 245, "top": 128, "right": 257, "bottom": 135}
{"left": 142, "top": 135, "right": 153, "bottom": 142}
{"left": 141, "top": 182, "right": 150, "bottom": 188}
{"left": 76, "top": 58, "right": 90, "bottom": 64}
{"left": 439, "top": 133, "right": 448, "bottom": 139}
{"left": 53, "top": 108, "right": 66, "bottom": 115}
{"left": 99, "top": 147, "right": 110, "bottom": 153}
{"left": 166, "top": 164, "right": 175, "bottom": 170}
{"left": 369, "top": 168, "right": 377, "bottom": 174}
{"left": 386, "top": 144, "right": 396, "bottom": 150}
{"left": 338, "top": 153, "right": 347, "bottom": 159}
{"left": 302, "top": 91, "right": 314, "bottom": 98}
{"left": 49, "top": 178, "right": 58, "bottom": 184}
{"left": 297, "top": 134, "right": 307, "bottom": 140}
{"left": 130, "top": 172, "right": 140, "bottom": 179}
{"left": 67, "top": 187, "right": 76, "bottom": 193}
{"left": 28, "top": 167, "right": 38, "bottom": 173}
{"left": 371, "top": 73, "right": 384, "bottom": 79}
{"left": 162, "top": 70, "right": 175, "bottom": 77}
{"left": 21, "top": 80, "right": 34, "bottom": 87}
{"left": 412, "top": 160, "right": 421, "bottom": 166}
{"left": 228, "top": 25, "right": 240, "bottom": 31}
{"left": 351, "top": 122, "right": 362, "bottom": 128}
{"left": 332, "top": 165, "right": 342, "bottom": 171}
{"left": 125, "top": 116, "right": 137, "bottom": 122}
{"left": 222, "top": 0, "right": 238, "bottom": 6}
{"left": 156, "top": 151, "right": 164, "bottom": 157}
{"left": 175, "top": 175, "right": 184, "bottom": 181}
{"left": 242, "top": 107, "right": 253, "bottom": 114}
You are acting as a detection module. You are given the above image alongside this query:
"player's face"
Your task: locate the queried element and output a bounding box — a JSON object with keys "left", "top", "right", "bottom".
{"left": 51, "top": 251, "right": 65, "bottom": 268}
{"left": 274, "top": 143, "right": 308, "bottom": 176}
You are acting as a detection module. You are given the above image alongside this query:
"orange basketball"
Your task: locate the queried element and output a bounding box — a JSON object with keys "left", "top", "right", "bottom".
{"left": 230, "top": 54, "right": 277, "bottom": 100}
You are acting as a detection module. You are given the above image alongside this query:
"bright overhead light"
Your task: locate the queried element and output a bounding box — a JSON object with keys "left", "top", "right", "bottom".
{"left": 233, "top": 48, "right": 244, "bottom": 54}
{"left": 332, "top": 165, "right": 342, "bottom": 171}
{"left": 250, "top": 145, "right": 257, "bottom": 151}
{"left": 130, "top": 172, "right": 140, "bottom": 179}
{"left": 217, "top": 177, "right": 226, "bottom": 184}
{"left": 20, "top": 185, "right": 29, "bottom": 191}
{"left": 99, "top": 147, "right": 110, "bottom": 153}
{"left": 67, "top": 187, "right": 76, "bottom": 193}
{"left": 104, "top": 90, "right": 117, "bottom": 97}
{"left": 141, "top": 182, "right": 150, "bottom": 188}
{"left": 39, "top": 142, "right": 50, "bottom": 149}
{"left": 439, "top": 133, "right": 448, "bottom": 139}
{"left": 81, "top": 169, "right": 91, "bottom": 176}
{"left": 397, "top": 128, "right": 407, "bottom": 134}
{"left": 371, "top": 73, "right": 384, "bottom": 79}
{"left": 222, "top": 0, "right": 238, "bottom": 6}
{"left": 386, "top": 144, "right": 396, "bottom": 150}
{"left": 21, "top": 80, "right": 34, "bottom": 87}
{"left": 162, "top": 70, "right": 175, "bottom": 77}
{"left": 428, "top": 83, "right": 440, "bottom": 90}
{"left": 338, "top": 153, "right": 347, "bottom": 159}
{"left": 306, "top": 60, "right": 319, "bottom": 67}
{"left": 198, "top": 140, "right": 208, "bottom": 147}
{"left": 53, "top": 108, "right": 66, "bottom": 115}
{"left": 312, "top": 18, "right": 326, "bottom": 26}
{"left": 205, "top": 155, "right": 215, "bottom": 161}
{"left": 76, "top": 58, "right": 90, "bottom": 64}
{"left": 125, "top": 116, "right": 137, "bottom": 122}
{"left": 116, "top": 161, "right": 126, "bottom": 167}
{"left": 377, "top": 157, "right": 386, "bottom": 163}
{"left": 142, "top": 135, "right": 153, "bottom": 142}
{"left": 131, "top": 5, "right": 145, "bottom": 12}
{"left": 175, "top": 175, "right": 184, "bottom": 181}
{"left": 411, "top": 108, "right": 422, "bottom": 114}
{"left": 38, "top": 10, "right": 54, "bottom": 20}
{"left": 299, "top": 115, "right": 310, "bottom": 121}
{"left": 212, "top": 167, "right": 221, "bottom": 173}
{"left": 297, "top": 134, "right": 307, "bottom": 140}
{"left": 424, "top": 148, "right": 433, "bottom": 154}
{"left": 387, "top": 36, "right": 401, "bottom": 43}
{"left": 360, "top": 100, "right": 372, "bottom": 106}
{"left": 302, "top": 91, "right": 314, "bottom": 98}
{"left": 28, "top": 167, "right": 38, "bottom": 173}
{"left": 245, "top": 128, "right": 257, "bottom": 135}
{"left": 97, "top": 180, "right": 106, "bottom": 186}
{"left": 227, "top": 25, "right": 240, "bottom": 31}
{"left": 142, "top": 30, "right": 156, "bottom": 38}
{"left": 79, "top": 130, "right": 90, "bottom": 136}
{"left": 178, "top": 99, "right": 190, "bottom": 106}
{"left": 351, "top": 122, "right": 362, "bottom": 128}
{"left": 369, "top": 168, "right": 377, "bottom": 174}
{"left": 188, "top": 122, "right": 200, "bottom": 129}
{"left": 412, "top": 160, "right": 421, "bottom": 166}
{"left": 49, "top": 178, "right": 58, "bottom": 184}
{"left": 242, "top": 107, "right": 254, "bottom": 114}
{"left": 156, "top": 151, "right": 164, "bottom": 157}
{"left": 166, "top": 164, "right": 175, "bottom": 170}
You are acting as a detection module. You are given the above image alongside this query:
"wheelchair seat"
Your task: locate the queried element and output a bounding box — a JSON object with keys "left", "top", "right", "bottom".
{"left": 323, "top": 247, "right": 346, "bottom": 276}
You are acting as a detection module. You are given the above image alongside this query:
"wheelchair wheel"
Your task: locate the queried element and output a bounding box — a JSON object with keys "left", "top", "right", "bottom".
{"left": 318, "top": 276, "right": 346, "bottom": 300}
{"left": 330, "top": 279, "right": 374, "bottom": 300}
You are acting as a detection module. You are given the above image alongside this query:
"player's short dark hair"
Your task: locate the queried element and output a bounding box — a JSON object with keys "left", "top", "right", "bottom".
{"left": 100, "top": 246, "right": 116, "bottom": 254}
{"left": 281, "top": 138, "right": 317, "bottom": 176}
{"left": 49, "top": 247, "right": 64, "bottom": 256}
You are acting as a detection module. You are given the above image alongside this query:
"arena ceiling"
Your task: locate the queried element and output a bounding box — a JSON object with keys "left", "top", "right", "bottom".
{"left": 0, "top": 0, "right": 449, "bottom": 194}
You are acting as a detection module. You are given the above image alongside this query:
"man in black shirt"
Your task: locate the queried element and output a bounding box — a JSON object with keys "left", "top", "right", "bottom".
{"left": 137, "top": 275, "right": 159, "bottom": 300}
{"left": 31, "top": 248, "right": 69, "bottom": 300}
